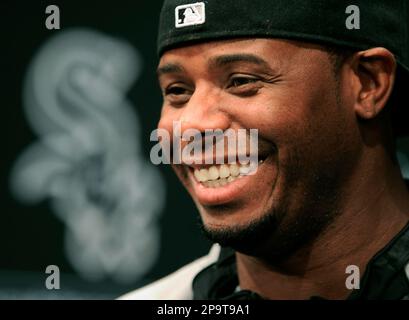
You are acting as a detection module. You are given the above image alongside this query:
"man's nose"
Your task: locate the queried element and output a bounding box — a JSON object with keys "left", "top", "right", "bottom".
{"left": 179, "top": 85, "right": 230, "bottom": 133}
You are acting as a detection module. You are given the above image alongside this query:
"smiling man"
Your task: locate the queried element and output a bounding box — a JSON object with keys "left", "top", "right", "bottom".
{"left": 121, "top": 0, "right": 409, "bottom": 300}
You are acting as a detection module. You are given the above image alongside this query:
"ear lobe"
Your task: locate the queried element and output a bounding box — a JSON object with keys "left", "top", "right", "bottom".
{"left": 353, "top": 48, "right": 396, "bottom": 120}
{"left": 357, "top": 91, "right": 379, "bottom": 120}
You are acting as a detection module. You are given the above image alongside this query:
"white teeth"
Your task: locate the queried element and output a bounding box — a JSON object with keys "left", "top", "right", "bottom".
{"left": 199, "top": 168, "right": 209, "bottom": 182}
{"left": 204, "top": 180, "right": 220, "bottom": 188}
{"left": 229, "top": 164, "right": 240, "bottom": 177}
{"left": 204, "top": 177, "right": 237, "bottom": 188}
{"left": 216, "top": 176, "right": 238, "bottom": 187}
{"left": 219, "top": 164, "right": 230, "bottom": 178}
{"left": 208, "top": 166, "right": 220, "bottom": 181}
{"left": 193, "top": 160, "right": 263, "bottom": 188}
{"left": 239, "top": 165, "right": 251, "bottom": 175}
{"left": 194, "top": 169, "right": 202, "bottom": 182}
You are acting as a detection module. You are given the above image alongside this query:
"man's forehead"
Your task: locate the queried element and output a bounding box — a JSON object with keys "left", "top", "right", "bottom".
{"left": 156, "top": 38, "right": 328, "bottom": 77}
{"left": 158, "top": 38, "right": 302, "bottom": 65}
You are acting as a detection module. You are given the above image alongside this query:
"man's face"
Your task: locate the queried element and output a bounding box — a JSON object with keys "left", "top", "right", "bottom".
{"left": 157, "top": 39, "right": 360, "bottom": 257}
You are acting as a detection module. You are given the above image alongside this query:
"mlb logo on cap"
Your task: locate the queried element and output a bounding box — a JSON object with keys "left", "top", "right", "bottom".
{"left": 175, "top": 2, "right": 206, "bottom": 28}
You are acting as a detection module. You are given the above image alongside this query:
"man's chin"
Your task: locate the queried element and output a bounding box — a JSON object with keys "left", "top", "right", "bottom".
{"left": 199, "top": 211, "right": 281, "bottom": 257}
{"left": 199, "top": 205, "right": 336, "bottom": 263}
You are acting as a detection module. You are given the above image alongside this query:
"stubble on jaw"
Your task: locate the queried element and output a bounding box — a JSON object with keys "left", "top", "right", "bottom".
{"left": 198, "top": 146, "right": 344, "bottom": 264}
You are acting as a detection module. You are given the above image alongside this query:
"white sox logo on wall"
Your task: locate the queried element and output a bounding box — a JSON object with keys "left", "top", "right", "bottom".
{"left": 175, "top": 2, "right": 206, "bottom": 28}
{"left": 10, "top": 29, "right": 165, "bottom": 283}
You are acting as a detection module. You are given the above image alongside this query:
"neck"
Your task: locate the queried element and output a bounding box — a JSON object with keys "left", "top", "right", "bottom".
{"left": 236, "top": 148, "right": 409, "bottom": 300}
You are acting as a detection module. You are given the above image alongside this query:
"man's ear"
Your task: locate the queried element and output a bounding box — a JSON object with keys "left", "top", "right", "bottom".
{"left": 351, "top": 48, "right": 396, "bottom": 120}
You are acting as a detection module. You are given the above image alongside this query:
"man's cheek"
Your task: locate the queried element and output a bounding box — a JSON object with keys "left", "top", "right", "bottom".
{"left": 171, "top": 164, "right": 189, "bottom": 182}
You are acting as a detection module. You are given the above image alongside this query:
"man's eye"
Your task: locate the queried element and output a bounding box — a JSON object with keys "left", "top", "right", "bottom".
{"left": 163, "top": 85, "right": 192, "bottom": 105}
{"left": 165, "top": 86, "right": 189, "bottom": 96}
{"left": 227, "top": 76, "right": 262, "bottom": 96}
{"left": 229, "top": 77, "right": 259, "bottom": 88}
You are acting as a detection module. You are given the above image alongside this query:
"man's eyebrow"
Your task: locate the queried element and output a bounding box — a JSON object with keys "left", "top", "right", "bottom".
{"left": 209, "top": 54, "right": 271, "bottom": 69}
{"left": 156, "top": 63, "right": 185, "bottom": 77}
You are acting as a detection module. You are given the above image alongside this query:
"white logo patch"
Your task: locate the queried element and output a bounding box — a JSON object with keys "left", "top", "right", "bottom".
{"left": 175, "top": 2, "right": 205, "bottom": 28}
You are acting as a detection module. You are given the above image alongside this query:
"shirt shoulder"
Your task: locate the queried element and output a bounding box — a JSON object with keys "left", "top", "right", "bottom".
{"left": 117, "top": 244, "right": 221, "bottom": 300}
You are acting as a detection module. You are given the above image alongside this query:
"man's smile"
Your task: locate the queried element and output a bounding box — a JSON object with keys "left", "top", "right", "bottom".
{"left": 180, "top": 153, "right": 275, "bottom": 206}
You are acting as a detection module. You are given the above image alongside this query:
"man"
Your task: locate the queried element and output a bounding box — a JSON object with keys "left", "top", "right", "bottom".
{"left": 121, "top": 0, "right": 409, "bottom": 299}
